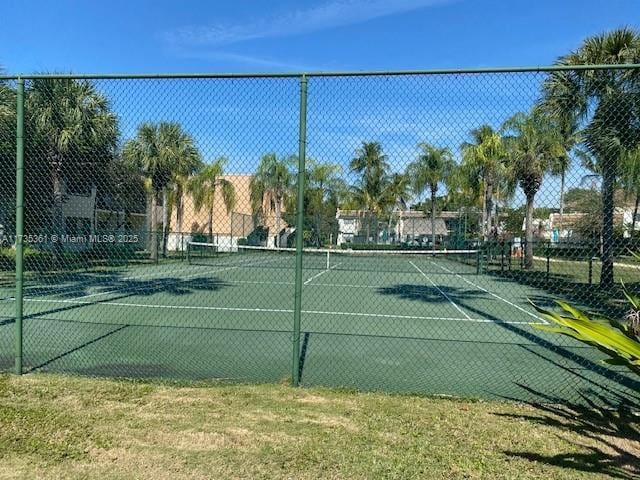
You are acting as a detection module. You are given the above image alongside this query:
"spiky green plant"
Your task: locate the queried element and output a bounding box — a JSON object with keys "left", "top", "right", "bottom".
{"left": 531, "top": 252, "right": 640, "bottom": 376}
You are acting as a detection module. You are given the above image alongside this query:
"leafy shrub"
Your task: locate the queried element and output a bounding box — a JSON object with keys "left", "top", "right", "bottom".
{"left": 532, "top": 252, "right": 640, "bottom": 376}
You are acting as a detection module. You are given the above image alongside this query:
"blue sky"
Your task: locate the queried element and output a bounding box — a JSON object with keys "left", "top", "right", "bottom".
{"left": 1, "top": 0, "right": 638, "bottom": 74}
{"left": 1, "top": 0, "right": 639, "bottom": 209}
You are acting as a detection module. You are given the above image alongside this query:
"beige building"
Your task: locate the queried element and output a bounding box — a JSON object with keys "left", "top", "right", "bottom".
{"left": 167, "top": 174, "right": 287, "bottom": 252}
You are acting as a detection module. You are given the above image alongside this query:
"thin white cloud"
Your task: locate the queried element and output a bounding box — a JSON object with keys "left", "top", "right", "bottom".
{"left": 175, "top": 49, "right": 318, "bottom": 71}
{"left": 163, "top": 0, "right": 456, "bottom": 47}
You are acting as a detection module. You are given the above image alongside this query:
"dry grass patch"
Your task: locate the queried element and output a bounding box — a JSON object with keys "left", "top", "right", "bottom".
{"left": 0, "top": 373, "right": 638, "bottom": 479}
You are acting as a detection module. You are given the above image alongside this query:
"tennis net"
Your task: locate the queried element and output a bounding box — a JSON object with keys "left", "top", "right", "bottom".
{"left": 184, "top": 244, "right": 481, "bottom": 275}
{"left": 186, "top": 242, "right": 481, "bottom": 274}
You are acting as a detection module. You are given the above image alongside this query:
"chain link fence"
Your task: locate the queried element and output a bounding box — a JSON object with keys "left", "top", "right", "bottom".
{"left": 0, "top": 68, "right": 638, "bottom": 404}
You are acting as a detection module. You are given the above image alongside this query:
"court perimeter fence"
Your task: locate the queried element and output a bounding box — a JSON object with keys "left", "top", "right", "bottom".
{"left": 0, "top": 66, "right": 639, "bottom": 405}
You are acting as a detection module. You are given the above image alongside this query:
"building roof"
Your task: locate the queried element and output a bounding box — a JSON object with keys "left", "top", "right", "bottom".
{"left": 398, "top": 210, "right": 459, "bottom": 219}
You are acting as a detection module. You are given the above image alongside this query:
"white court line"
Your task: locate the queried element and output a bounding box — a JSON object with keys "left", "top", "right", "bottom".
{"left": 21, "top": 261, "right": 202, "bottom": 293}
{"left": 410, "top": 261, "right": 473, "bottom": 320}
{"left": 21, "top": 254, "right": 282, "bottom": 298}
{"left": 21, "top": 297, "right": 537, "bottom": 324}
{"left": 56, "top": 256, "right": 287, "bottom": 301}
{"left": 428, "top": 261, "right": 549, "bottom": 325}
{"left": 303, "top": 262, "right": 342, "bottom": 285}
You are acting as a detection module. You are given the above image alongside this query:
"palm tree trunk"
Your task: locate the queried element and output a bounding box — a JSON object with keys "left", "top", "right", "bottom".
{"left": 485, "top": 183, "right": 494, "bottom": 241}
{"left": 51, "top": 166, "right": 65, "bottom": 268}
{"left": 481, "top": 186, "right": 488, "bottom": 241}
{"left": 631, "top": 192, "right": 639, "bottom": 241}
{"left": 162, "top": 188, "right": 169, "bottom": 257}
{"left": 487, "top": 183, "right": 494, "bottom": 239}
{"left": 275, "top": 199, "right": 282, "bottom": 248}
{"left": 315, "top": 214, "right": 322, "bottom": 247}
{"left": 600, "top": 160, "right": 616, "bottom": 288}
{"left": 431, "top": 186, "right": 436, "bottom": 254}
{"left": 524, "top": 192, "right": 535, "bottom": 269}
{"left": 208, "top": 204, "right": 214, "bottom": 245}
{"left": 558, "top": 171, "right": 566, "bottom": 239}
{"left": 176, "top": 185, "right": 184, "bottom": 251}
{"left": 150, "top": 191, "right": 158, "bottom": 262}
{"left": 145, "top": 191, "right": 152, "bottom": 251}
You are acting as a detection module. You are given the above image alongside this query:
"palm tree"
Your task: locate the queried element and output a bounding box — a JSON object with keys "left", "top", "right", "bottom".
{"left": 502, "top": 111, "right": 565, "bottom": 268}
{"left": 384, "top": 173, "right": 410, "bottom": 244}
{"left": 168, "top": 153, "right": 203, "bottom": 251}
{"left": 305, "top": 161, "right": 345, "bottom": 246}
{"left": 460, "top": 126, "right": 508, "bottom": 241}
{"left": 540, "top": 27, "right": 640, "bottom": 288}
{"left": 350, "top": 142, "right": 391, "bottom": 243}
{"left": 25, "top": 78, "right": 118, "bottom": 265}
{"left": 0, "top": 82, "right": 15, "bottom": 233}
{"left": 123, "top": 122, "right": 200, "bottom": 261}
{"left": 250, "top": 154, "right": 292, "bottom": 248}
{"left": 188, "top": 157, "right": 236, "bottom": 243}
{"left": 407, "top": 143, "right": 455, "bottom": 251}
{"left": 620, "top": 146, "right": 640, "bottom": 240}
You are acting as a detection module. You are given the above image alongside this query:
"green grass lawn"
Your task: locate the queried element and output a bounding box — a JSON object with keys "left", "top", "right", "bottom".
{"left": 0, "top": 373, "right": 637, "bottom": 479}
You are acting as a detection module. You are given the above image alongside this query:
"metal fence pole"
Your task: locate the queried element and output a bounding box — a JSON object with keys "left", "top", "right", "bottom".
{"left": 292, "top": 74, "right": 308, "bottom": 386}
{"left": 15, "top": 78, "right": 24, "bottom": 375}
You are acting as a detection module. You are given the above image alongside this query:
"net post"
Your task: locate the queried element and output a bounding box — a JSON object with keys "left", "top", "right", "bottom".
{"left": 292, "top": 74, "right": 308, "bottom": 387}
{"left": 15, "top": 78, "right": 24, "bottom": 375}
{"left": 326, "top": 250, "right": 329, "bottom": 270}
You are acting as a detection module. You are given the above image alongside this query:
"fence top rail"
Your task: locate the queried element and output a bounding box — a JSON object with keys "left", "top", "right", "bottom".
{"left": 1, "top": 63, "right": 640, "bottom": 80}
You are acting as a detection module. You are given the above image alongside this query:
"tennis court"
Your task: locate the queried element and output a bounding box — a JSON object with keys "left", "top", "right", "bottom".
{"left": 0, "top": 246, "right": 637, "bottom": 403}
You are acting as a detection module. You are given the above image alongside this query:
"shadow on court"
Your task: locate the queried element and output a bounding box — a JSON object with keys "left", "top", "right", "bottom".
{"left": 375, "top": 282, "right": 640, "bottom": 404}
{"left": 1, "top": 273, "right": 235, "bottom": 375}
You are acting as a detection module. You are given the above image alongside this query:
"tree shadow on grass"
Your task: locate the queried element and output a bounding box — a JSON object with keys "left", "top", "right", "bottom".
{"left": 498, "top": 381, "right": 640, "bottom": 479}
{"left": 377, "top": 281, "right": 640, "bottom": 476}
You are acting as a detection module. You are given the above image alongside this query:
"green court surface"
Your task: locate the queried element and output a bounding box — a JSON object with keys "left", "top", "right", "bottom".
{"left": 0, "top": 250, "right": 637, "bottom": 404}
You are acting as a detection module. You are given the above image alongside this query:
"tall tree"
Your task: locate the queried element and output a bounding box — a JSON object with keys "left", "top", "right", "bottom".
{"left": 349, "top": 142, "right": 392, "bottom": 243}
{"left": 188, "top": 157, "right": 236, "bottom": 244}
{"left": 0, "top": 81, "right": 15, "bottom": 234}
{"left": 306, "top": 161, "right": 345, "bottom": 246}
{"left": 502, "top": 111, "right": 565, "bottom": 268}
{"left": 384, "top": 172, "right": 410, "bottom": 244}
{"left": 407, "top": 143, "right": 455, "bottom": 251}
{"left": 250, "top": 154, "right": 292, "bottom": 248}
{"left": 540, "top": 27, "right": 640, "bottom": 288}
{"left": 167, "top": 150, "right": 202, "bottom": 250}
{"left": 620, "top": 145, "right": 640, "bottom": 240}
{"left": 460, "top": 126, "right": 508, "bottom": 241}
{"left": 25, "top": 78, "right": 118, "bottom": 265}
{"left": 123, "top": 122, "right": 200, "bottom": 261}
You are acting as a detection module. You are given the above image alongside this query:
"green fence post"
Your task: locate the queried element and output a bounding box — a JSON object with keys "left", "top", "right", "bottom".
{"left": 292, "top": 74, "right": 308, "bottom": 387}
{"left": 15, "top": 78, "right": 24, "bottom": 375}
